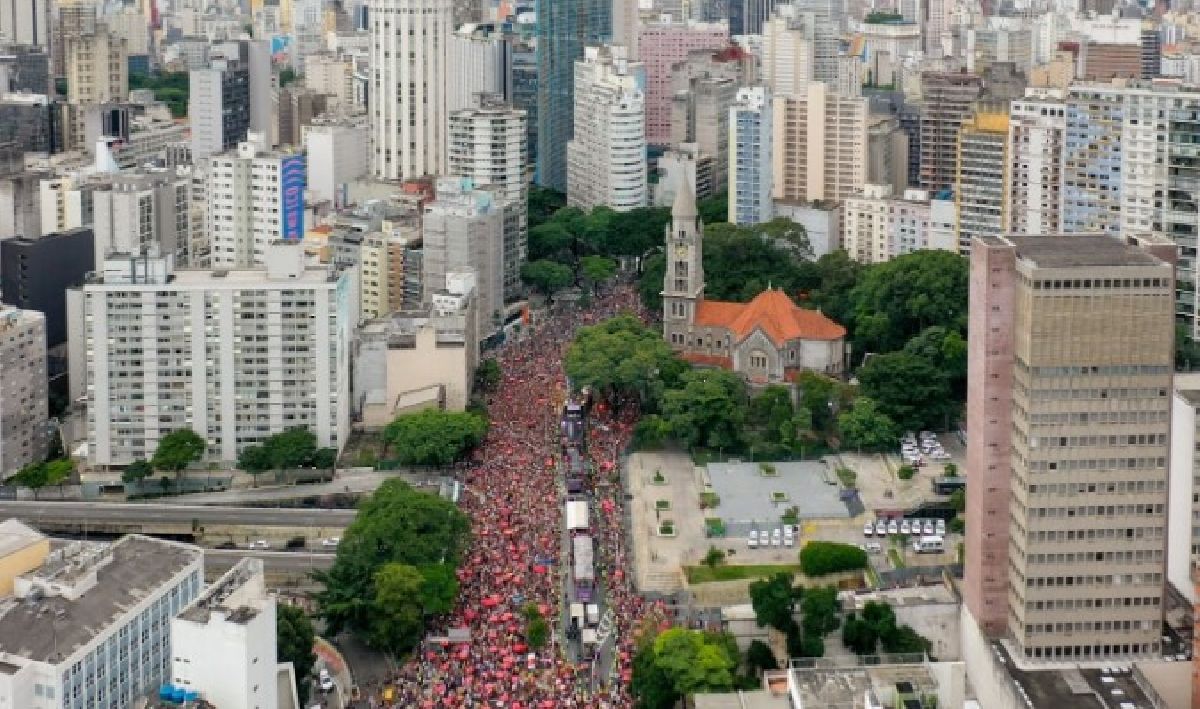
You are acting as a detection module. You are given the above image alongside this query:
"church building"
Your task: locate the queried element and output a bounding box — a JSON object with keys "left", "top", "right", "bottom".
{"left": 661, "top": 183, "right": 847, "bottom": 385}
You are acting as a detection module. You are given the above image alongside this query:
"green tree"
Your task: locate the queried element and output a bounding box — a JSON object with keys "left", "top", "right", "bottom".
{"left": 857, "top": 352, "right": 955, "bottom": 431}
{"left": 277, "top": 603, "right": 317, "bottom": 705}
{"left": 632, "top": 638, "right": 681, "bottom": 709}
{"left": 949, "top": 489, "right": 965, "bottom": 513}
{"left": 799, "top": 541, "right": 868, "bottom": 576}
{"left": 748, "top": 572, "right": 797, "bottom": 631}
{"left": 151, "top": 429, "right": 206, "bottom": 476}
{"left": 846, "top": 250, "right": 969, "bottom": 355}
{"left": 1177, "top": 324, "right": 1200, "bottom": 371}
{"left": 837, "top": 397, "right": 900, "bottom": 451}
{"left": 10, "top": 461, "right": 48, "bottom": 499}
{"left": 806, "top": 251, "right": 866, "bottom": 328}
{"left": 368, "top": 563, "right": 427, "bottom": 653}
{"left": 527, "top": 614, "right": 549, "bottom": 649}
{"left": 44, "top": 459, "right": 72, "bottom": 493}
{"left": 702, "top": 545, "right": 726, "bottom": 570}
{"left": 580, "top": 255, "right": 617, "bottom": 290}
{"left": 800, "top": 585, "right": 840, "bottom": 637}
{"left": 279, "top": 67, "right": 298, "bottom": 86}
{"left": 632, "top": 415, "right": 672, "bottom": 449}
{"left": 528, "top": 187, "right": 566, "bottom": 229}
{"left": 473, "top": 359, "right": 502, "bottom": 393}
{"left": 237, "top": 445, "right": 273, "bottom": 485}
{"left": 661, "top": 369, "right": 747, "bottom": 451}
{"left": 314, "top": 480, "right": 469, "bottom": 640}
{"left": 121, "top": 460, "right": 153, "bottom": 486}
{"left": 650, "top": 628, "right": 738, "bottom": 696}
{"left": 697, "top": 192, "right": 727, "bottom": 224}
{"left": 903, "top": 326, "right": 968, "bottom": 397}
{"left": 745, "top": 640, "right": 778, "bottom": 674}
{"left": 753, "top": 217, "right": 813, "bottom": 259}
{"left": 417, "top": 563, "right": 459, "bottom": 615}
{"left": 311, "top": 447, "right": 338, "bottom": 471}
{"left": 266, "top": 427, "right": 318, "bottom": 472}
{"left": 842, "top": 613, "right": 879, "bottom": 655}
{"left": 565, "top": 315, "right": 685, "bottom": 410}
{"left": 520, "top": 259, "right": 575, "bottom": 294}
{"left": 795, "top": 370, "right": 855, "bottom": 434}
{"left": 528, "top": 222, "right": 574, "bottom": 261}
{"left": 383, "top": 409, "right": 488, "bottom": 467}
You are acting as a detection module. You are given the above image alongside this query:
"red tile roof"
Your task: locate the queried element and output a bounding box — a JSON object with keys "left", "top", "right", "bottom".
{"left": 693, "top": 289, "right": 846, "bottom": 347}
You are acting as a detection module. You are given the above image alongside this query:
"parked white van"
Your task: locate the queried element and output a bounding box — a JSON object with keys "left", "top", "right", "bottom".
{"left": 912, "top": 535, "right": 945, "bottom": 553}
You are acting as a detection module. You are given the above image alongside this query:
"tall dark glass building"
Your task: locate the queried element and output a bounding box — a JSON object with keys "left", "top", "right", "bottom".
{"left": 534, "top": 0, "right": 610, "bottom": 191}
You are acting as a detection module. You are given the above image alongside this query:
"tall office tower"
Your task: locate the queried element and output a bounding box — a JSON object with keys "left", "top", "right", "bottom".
{"left": 671, "top": 68, "right": 737, "bottom": 193}
{"left": 1060, "top": 84, "right": 1124, "bottom": 237}
{"left": 0, "top": 304, "right": 47, "bottom": 477}
{"left": 206, "top": 134, "right": 307, "bottom": 268}
{"left": 1006, "top": 92, "right": 1064, "bottom": 236}
{"left": 448, "top": 95, "right": 528, "bottom": 299}
{"left": 0, "top": 0, "right": 48, "bottom": 47}
{"left": 305, "top": 120, "right": 370, "bottom": 208}
{"left": 919, "top": 71, "right": 983, "bottom": 192}
{"left": 189, "top": 51, "right": 251, "bottom": 159}
{"left": 65, "top": 24, "right": 127, "bottom": 104}
{"left": 772, "top": 82, "right": 867, "bottom": 204}
{"left": 728, "top": 86, "right": 772, "bottom": 225}
{"left": 637, "top": 19, "right": 728, "bottom": 146}
{"left": 534, "top": 0, "right": 610, "bottom": 191}
{"left": 728, "top": 0, "right": 779, "bottom": 36}
{"left": 1, "top": 227, "right": 94, "bottom": 348}
{"left": 761, "top": 7, "right": 816, "bottom": 96}
{"left": 924, "top": 0, "right": 947, "bottom": 56}
{"left": 966, "top": 23, "right": 1034, "bottom": 75}
{"left": 965, "top": 233, "right": 1175, "bottom": 661}
{"left": 91, "top": 170, "right": 191, "bottom": 269}
{"left": 567, "top": 45, "right": 647, "bottom": 212}
{"left": 447, "top": 23, "right": 513, "bottom": 116}
{"left": 304, "top": 53, "right": 355, "bottom": 107}
{"left": 611, "top": 0, "right": 639, "bottom": 56}
{"left": 422, "top": 177, "right": 514, "bottom": 331}
{"left": 72, "top": 244, "right": 354, "bottom": 466}
{"left": 510, "top": 33, "right": 538, "bottom": 174}
{"left": 954, "top": 110, "right": 1008, "bottom": 255}
{"left": 369, "top": 0, "right": 451, "bottom": 180}
{"left": 0, "top": 43, "right": 49, "bottom": 93}
{"left": 792, "top": 0, "right": 841, "bottom": 79}
{"left": 866, "top": 114, "right": 909, "bottom": 195}
{"left": 1140, "top": 22, "right": 1160, "bottom": 79}
{"left": 275, "top": 86, "right": 328, "bottom": 147}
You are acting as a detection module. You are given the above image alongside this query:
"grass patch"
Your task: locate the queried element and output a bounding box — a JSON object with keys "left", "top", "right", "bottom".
{"left": 700, "top": 491, "right": 720, "bottom": 508}
{"left": 887, "top": 548, "right": 906, "bottom": 569}
{"left": 835, "top": 466, "right": 857, "bottom": 488}
{"left": 865, "top": 565, "right": 881, "bottom": 588}
{"left": 684, "top": 563, "right": 802, "bottom": 584}
{"left": 655, "top": 499, "right": 671, "bottom": 511}
{"left": 705, "top": 518, "right": 726, "bottom": 537}
{"left": 781, "top": 506, "right": 799, "bottom": 526}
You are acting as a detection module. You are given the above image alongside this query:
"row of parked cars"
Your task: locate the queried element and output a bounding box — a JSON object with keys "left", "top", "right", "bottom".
{"left": 901, "top": 431, "right": 951, "bottom": 466}
{"left": 747, "top": 527, "right": 795, "bottom": 548}
{"left": 865, "top": 518, "right": 945, "bottom": 537}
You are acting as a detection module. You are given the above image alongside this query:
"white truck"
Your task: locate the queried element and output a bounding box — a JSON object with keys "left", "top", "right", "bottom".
{"left": 586, "top": 603, "right": 600, "bottom": 627}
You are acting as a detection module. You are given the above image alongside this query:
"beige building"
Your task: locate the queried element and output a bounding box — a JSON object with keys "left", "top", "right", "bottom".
{"left": 65, "top": 24, "right": 127, "bottom": 105}
{"left": 772, "top": 82, "right": 867, "bottom": 204}
{"left": 354, "top": 284, "right": 478, "bottom": 425}
{"left": 0, "top": 306, "right": 48, "bottom": 478}
{"left": 966, "top": 233, "right": 1176, "bottom": 662}
{"left": 955, "top": 110, "right": 1009, "bottom": 255}
{"left": 0, "top": 520, "right": 49, "bottom": 597}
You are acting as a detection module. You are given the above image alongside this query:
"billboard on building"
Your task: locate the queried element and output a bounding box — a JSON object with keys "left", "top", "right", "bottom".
{"left": 281, "top": 154, "right": 305, "bottom": 241}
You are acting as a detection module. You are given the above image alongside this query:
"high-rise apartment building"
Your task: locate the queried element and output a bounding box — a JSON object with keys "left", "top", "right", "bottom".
{"left": 919, "top": 71, "right": 983, "bottom": 191}
{"left": 446, "top": 23, "right": 512, "bottom": 116}
{"left": 534, "top": 0, "right": 610, "bottom": 191}
{"left": 92, "top": 170, "right": 192, "bottom": 269}
{"left": 189, "top": 50, "right": 254, "bottom": 159}
{"left": 772, "top": 82, "right": 867, "bottom": 204}
{"left": 761, "top": 6, "right": 816, "bottom": 97}
{"left": 566, "top": 45, "right": 647, "bottom": 212}
{"left": 636, "top": 20, "right": 728, "bottom": 146}
{"left": 0, "top": 305, "right": 47, "bottom": 476}
{"left": 305, "top": 119, "right": 370, "bottom": 208}
{"left": 1006, "top": 91, "right": 1065, "bottom": 236}
{"left": 65, "top": 24, "right": 127, "bottom": 105}
{"left": 206, "top": 134, "right": 306, "bottom": 268}
{"left": 1168, "top": 373, "right": 1200, "bottom": 604}
{"left": 729, "top": 0, "right": 780, "bottom": 36}
{"left": 669, "top": 48, "right": 751, "bottom": 194}
{"left": 841, "top": 184, "right": 956, "bottom": 263}
{"left": 422, "top": 177, "right": 514, "bottom": 332}
{"left": 1, "top": 227, "right": 94, "bottom": 348}
{"left": 728, "top": 86, "right": 772, "bottom": 225}
{"left": 369, "top": 0, "right": 452, "bottom": 180}
{"left": 955, "top": 110, "right": 1008, "bottom": 255}
{"left": 966, "top": 233, "right": 1175, "bottom": 661}
{"left": 71, "top": 244, "right": 355, "bottom": 466}
{"left": 448, "top": 96, "right": 527, "bottom": 299}
{"left": 0, "top": 0, "right": 49, "bottom": 47}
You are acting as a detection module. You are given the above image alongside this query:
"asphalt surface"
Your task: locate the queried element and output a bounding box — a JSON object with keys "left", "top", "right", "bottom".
{"left": 0, "top": 501, "right": 358, "bottom": 527}
{"left": 204, "top": 548, "right": 336, "bottom": 573}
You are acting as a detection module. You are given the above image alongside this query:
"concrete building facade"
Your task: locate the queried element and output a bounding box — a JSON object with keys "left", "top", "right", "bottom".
{"left": 91, "top": 170, "right": 191, "bottom": 269}
{"left": 966, "top": 233, "right": 1176, "bottom": 662}
{"left": 0, "top": 306, "right": 47, "bottom": 477}
{"left": 1006, "top": 92, "right": 1065, "bottom": 236}
{"left": 304, "top": 120, "right": 370, "bottom": 208}
{"left": 728, "top": 86, "right": 772, "bottom": 225}
{"left": 566, "top": 45, "right": 647, "bottom": 212}
{"left": 636, "top": 19, "right": 728, "bottom": 146}
{"left": 919, "top": 71, "right": 983, "bottom": 192}
{"left": 64, "top": 25, "right": 126, "bottom": 105}
{"left": 669, "top": 53, "right": 741, "bottom": 194}
{"left": 772, "top": 82, "right": 867, "bottom": 204}
{"left": 955, "top": 111, "right": 1008, "bottom": 255}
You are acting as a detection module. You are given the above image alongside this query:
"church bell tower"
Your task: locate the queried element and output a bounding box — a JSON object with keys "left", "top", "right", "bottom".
{"left": 662, "top": 182, "right": 704, "bottom": 350}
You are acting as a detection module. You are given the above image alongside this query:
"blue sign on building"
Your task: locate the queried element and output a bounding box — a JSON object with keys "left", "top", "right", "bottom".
{"left": 281, "top": 154, "right": 305, "bottom": 241}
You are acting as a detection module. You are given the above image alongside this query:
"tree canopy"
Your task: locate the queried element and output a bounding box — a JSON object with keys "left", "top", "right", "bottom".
{"left": 521, "top": 259, "right": 575, "bottom": 294}
{"left": 661, "top": 369, "right": 747, "bottom": 451}
{"left": 748, "top": 572, "right": 797, "bottom": 631}
{"left": 837, "top": 397, "right": 900, "bottom": 451}
{"left": 314, "top": 479, "right": 470, "bottom": 650}
{"left": 845, "top": 250, "right": 968, "bottom": 355}
{"left": 632, "top": 627, "right": 739, "bottom": 706}
{"left": 383, "top": 409, "right": 488, "bottom": 467}
{"left": 277, "top": 603, "right": 317, "bottom": 704}
{"left": 151, "top": 429, "right": 205, "bottom": 473}
{"left": 856, "top": 352, "right": 955, "bottom": 432}
{"left": 564, "top": 315, "right": 685, "bottom": 408}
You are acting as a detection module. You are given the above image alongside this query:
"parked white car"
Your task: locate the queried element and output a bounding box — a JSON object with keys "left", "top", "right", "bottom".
{"left": 887, "top": 519, "right": 899, "bottom": 535}
{"left": 748, "top": 530, "right": 759, "bottom": 548}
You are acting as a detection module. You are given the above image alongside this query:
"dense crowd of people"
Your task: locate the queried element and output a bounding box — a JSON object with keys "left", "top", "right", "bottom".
{"left": 374, "top": 285, "right": 664, "bottom": 708}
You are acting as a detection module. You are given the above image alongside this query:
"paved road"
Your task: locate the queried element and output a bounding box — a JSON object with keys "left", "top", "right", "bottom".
{"left": 204, "top": 548, "right": 336, "bottom": 574}
{"left": 153, "top": 471, "right": 405, "bottom": 505}
{"left": 0, "top": 501, "right": 358, "bottom": 527}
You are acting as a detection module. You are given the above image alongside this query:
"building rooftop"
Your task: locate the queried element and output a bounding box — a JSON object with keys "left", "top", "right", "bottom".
{"left": 0, "top": 519, "right": 44, "bottom": 558}
{"left": 789, "top": 658, "right": 940, "bottom": 709}
{"left": 694, "top": 289, "right": 847, "bottom": 345}
{"left": 982, "top": 234, "right": 1167, "bottom": 268}
{"left": 0, "top": 535, "right": 200, "bottom": 664}
{"left": 693, "top": 690, "right": 790, "bottom": 708}
{"left": 997, "top": 643, "right": 1159, "bottom": 709}
{"left": 177, "top": 558, "right": 266, "bottom": 626}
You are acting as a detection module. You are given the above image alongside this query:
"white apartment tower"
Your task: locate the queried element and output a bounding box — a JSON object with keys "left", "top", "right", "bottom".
{"left": 567, "top": 45, "right": 647, "bottom": 212}
{"left": 92, "top": 170, "right": 192, "bottom": 269}
{"left": 762, "top": 7, "right": 816, "bottom": 96}
{"left": 841, "top": 184, "right": 957, "bottom": 263}
{"left": 448, "top": 96, "right": 528, "bottom": 299}
{"left": 206, "top": 134, "right": 307, "bottom": 268}
{"left": 446, "top": 23, "right": 512, "bottom": 116}
{"left": 171, "top": 559, "right": 279, "bottom": 709}
{"left": 71, "top": 244, "right": 355, "bottom": 466}
{"left": 369, "top": 0, "right": 452, "bottom": 180}
{"left": 728, "top": 87, "right": 773, "bottom": 225}
{"left": 0, "top": 305, "right": 47, "bottom": 477}
{"left": 305, "top": 121, "right": 370, "bottom": 208}
{"left": 1006, "top": 91, "right": 1065, "bottom": 236}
